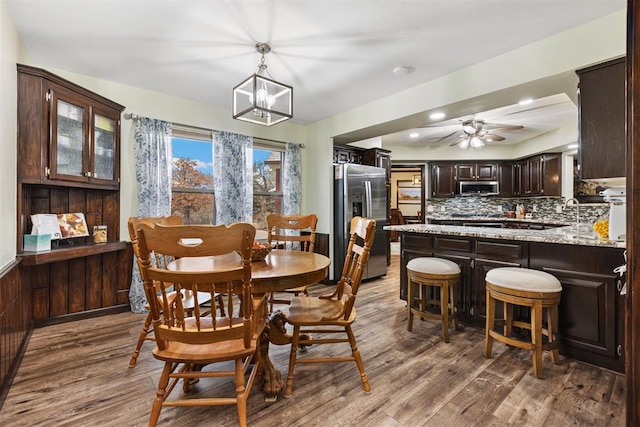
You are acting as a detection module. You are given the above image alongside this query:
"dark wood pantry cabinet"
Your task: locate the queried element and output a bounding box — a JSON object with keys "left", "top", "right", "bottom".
{"left": 16, "top": 65, "right": 132, "bottom": 325}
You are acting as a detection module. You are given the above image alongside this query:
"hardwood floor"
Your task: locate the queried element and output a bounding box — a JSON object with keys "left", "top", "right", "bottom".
{"left": 0, "top": 253, "right": 626, "bottom": 426}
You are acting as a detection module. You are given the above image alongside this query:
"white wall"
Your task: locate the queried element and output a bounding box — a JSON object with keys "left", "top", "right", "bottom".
{"left": 0, "top": 0, "right": 21, "bottom": 268}
{"left": 0, "top": 6, "right": 626, "bottom": 273}
{"left": 303, "top": 10, "right": 624, "bottom": 275}
{"left": 13, "top": 66, "right": 307, "bottom": 248}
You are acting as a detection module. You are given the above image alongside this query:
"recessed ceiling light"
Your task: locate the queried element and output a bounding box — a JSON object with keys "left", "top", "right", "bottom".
{"left": 567, "top": 143, "right": 578, "bottom": 149}
{"left": 519, "top": 98, "right": 534, "bottom": 105}
{"left": 430, "top": 112, "right": 445, "bottom": 120}
{"left": 409, "top": 132, "right": 420, "bottom": 138}
{"left": 392, "top": 65, "right": 413, "bottom": 76}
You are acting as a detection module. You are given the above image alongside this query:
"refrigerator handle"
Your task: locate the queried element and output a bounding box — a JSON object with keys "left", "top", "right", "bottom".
{"left": 364, "top": 180, "right": 372, "bottom": 218}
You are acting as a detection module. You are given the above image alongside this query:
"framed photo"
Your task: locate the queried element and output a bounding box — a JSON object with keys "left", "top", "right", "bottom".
{"left": 397, "top": 181, "right": 421, "bottom": 204}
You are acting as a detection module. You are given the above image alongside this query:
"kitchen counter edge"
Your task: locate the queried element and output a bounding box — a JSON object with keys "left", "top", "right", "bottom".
{"left": 384, "top": 224, "right": 625, "bottom": 248}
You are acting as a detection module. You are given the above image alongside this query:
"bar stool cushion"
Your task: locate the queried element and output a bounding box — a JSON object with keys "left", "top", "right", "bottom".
{"left": 407, "top": 257, "right": 461, "bottom": 275}
{"left": 486, "top": 267, "right": 561, "bottom": 293}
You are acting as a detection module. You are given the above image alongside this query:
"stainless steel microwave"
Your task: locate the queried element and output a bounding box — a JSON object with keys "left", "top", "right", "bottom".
{"left": 459, "top": 181, "right": 499, "bottom": 196}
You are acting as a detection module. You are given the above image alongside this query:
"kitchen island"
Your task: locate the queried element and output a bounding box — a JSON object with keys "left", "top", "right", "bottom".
{"left": 385, "top": 223, "right": 626, "bottom": 372}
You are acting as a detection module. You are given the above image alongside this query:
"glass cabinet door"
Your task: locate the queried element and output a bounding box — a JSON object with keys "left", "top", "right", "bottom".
{"left": 93, "top": 113, "right": 116, "bottom": 181}
{"left": 55, "top": 98, "right": 86, "bottom": 178}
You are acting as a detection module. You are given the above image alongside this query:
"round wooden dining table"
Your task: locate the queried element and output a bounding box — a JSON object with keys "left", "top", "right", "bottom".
{"left": 167, "top": 249, "right": 331, "bottom": 401}
{"left": 167, "top": 249, "right": 330, "bottom": 293}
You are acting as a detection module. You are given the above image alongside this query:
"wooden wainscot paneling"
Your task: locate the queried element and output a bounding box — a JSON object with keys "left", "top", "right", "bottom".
{"left": 0, "top": 260, "right": 31, "bottom": 408}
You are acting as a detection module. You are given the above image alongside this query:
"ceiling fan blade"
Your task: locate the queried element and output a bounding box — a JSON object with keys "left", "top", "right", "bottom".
{"left": 485, "top": 134, "right": 505, "bottom": 141}
{"left": 449, "top": 138, "right": 466, "bottom": 147}
{"left": 500, "top": 102, "right": 567, "bottom": 117}
{"left": 427, "top": 130, "right": 458, "bottom": 142}
{"left": 484, "top": 124, "right": 524, "bottom": 132}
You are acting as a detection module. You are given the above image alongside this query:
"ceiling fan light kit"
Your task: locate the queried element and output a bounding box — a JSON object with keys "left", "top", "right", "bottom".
{"left": 233, "top": 42, "right": 293, "bottom": 126}
{"left": 450, "top": 119, "right": 523, "bottom": 150}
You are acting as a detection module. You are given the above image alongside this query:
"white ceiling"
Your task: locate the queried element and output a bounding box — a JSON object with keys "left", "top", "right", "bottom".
{"left": 380, "top": 93, "right": 578, "bottom": 148}
{"left": 8, "top": 0, "right": 625, "bottom": 148}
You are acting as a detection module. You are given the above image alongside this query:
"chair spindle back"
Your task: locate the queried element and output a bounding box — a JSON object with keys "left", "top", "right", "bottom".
{"left": 267, "top": 214, "right": 318, "bottom": 252}
{"left": 136, "top": 222, "right": 256, "bottom": 350}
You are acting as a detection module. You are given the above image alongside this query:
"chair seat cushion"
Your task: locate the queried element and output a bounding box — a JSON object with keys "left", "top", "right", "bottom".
{"left": 287, "top": 296, "right": 356, "bottom": 325}
{"left": 407, "top": 257, "right": 461, "bottom": 275}
{"left": 486, "top": 267, "right": 562, "bottom": 293}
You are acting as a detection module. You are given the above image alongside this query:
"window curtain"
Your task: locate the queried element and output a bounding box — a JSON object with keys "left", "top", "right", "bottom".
{"left": 283, "top": 142, "right": 302, "bottom": 215}
{"left": 130, "top": 117, "right": 172, "bottom": 313}
{"left": 213, "top": 131, "right": 253, "bottom": 224}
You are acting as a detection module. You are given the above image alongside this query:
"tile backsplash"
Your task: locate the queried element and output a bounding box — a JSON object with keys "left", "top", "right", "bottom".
{"left": 425, "top": 196, "right": 610, "bottom": 224}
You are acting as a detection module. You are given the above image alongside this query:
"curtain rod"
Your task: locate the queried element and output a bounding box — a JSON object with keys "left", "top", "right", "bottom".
{"left": 123, "top": 112, "right": 304, "bottom": 148}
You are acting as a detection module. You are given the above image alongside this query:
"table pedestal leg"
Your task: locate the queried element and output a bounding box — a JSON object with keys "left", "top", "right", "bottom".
{"left": 256, "top": 323, "right": 285, "bottom": 402}
{"left": 267, "top": 310, "right": 312, "bottom": 350}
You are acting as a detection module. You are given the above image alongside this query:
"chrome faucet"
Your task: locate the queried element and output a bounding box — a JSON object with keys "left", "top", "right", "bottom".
{"left": 564, "top": 197, "right": 580, "bottom": 229}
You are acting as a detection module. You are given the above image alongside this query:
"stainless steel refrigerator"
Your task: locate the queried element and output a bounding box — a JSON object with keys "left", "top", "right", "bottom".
{"left": 333, "top": 163, "right": 388, "bottom": 281}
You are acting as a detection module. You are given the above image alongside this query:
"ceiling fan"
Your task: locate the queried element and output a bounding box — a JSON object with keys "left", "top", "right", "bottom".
{"left": 429, "top": 119, "right": 524, "bottom": 150}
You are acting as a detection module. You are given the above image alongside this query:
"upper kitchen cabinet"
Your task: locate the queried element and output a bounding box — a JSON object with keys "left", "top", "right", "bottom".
{"left": 333, "top": 146, "right": 362, "bottom": 165}
{"left": 497, "top": 162, "right": 513, "bottom": 197}
{"left": 576, "top": 57, "right": 626, "bottom": 180}
{"left": 17, "top": 64, "right": 124, "bottom": 190}
{"left": 456, "top": 163, "right": 498, "bottom": 181}
{"left": 513, "top": 154, "right": 561, "bottom": 197}
{"left": 362, "top": 148, "right": 391, "bottom": 182}
{"left": 431, "top": 162, "right": 456, "bottom": 198}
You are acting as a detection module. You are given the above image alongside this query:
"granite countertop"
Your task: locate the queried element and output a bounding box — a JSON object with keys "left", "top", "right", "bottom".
{"left": 384, "top": 223, "right": 626, "bottom": 248}
{"left": 424, "top": 215, "right": 573, "bottom": 226}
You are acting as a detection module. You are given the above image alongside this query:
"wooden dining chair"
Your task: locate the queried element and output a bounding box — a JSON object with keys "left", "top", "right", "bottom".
{"left": 283, "top": 216, "right": 376, "bottom": 398}
{"left": 127, "top": 215, "right": 222, "bottom": 367}
{"left": 136, "top": 222, "right": 266, "bottom": 427}
{"left": 266, "top": 213, "right": 318, "bottom": 311}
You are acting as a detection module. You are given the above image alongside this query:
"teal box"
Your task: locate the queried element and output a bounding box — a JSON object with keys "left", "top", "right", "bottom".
{"left": 23, "top": 234, "right": 52, "bottom": 252}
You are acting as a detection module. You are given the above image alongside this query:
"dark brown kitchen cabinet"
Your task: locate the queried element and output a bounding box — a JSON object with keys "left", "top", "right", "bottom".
{"left": 498, "top": 162, "right": 513, "bottom": 196}
{"left": 513, "top": 154, "right": 560, "bottom": 197}
{"left": 576, "top": 57, "right": 626, "bottom": 180}
{"left": 333, "top": 146, "right": 362, "bottom": 164}
{"left": 398, "top": 232, "right": 625, "bottom": 372}
{"left": 431, "top": 162, "right": 456, "bottom": 197}
{"left": 16, "top": 65, "right": 132, "bottom": 325}
{"left": 513, "top": 159, "right": 529, "bottom": 196}
{"left": 17, "top": 64, "right": 124, "bottom": 190}
{"left": 529, "top": 242, "right": 625, "bottom": 372}
{"left": 399, "top": 234, "right": 433, "bottom": 300}
{"left": 469, "top": 240, "right": 528, "bottom": 327}
{"left": 362, "top": 148, "right": 391, "bottom": 182}
{"left": 456, "top": 163, "right": 497, "bottom": 181}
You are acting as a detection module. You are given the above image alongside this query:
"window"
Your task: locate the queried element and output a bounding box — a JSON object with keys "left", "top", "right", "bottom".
{"left": 171, "top": 126, "right": 215, "bottom": 224}
{"left": 253, "top": 143, "right": 284, "bottom": 229}
{"left": 170, "top": 126, "right": 284, "bottom": 227}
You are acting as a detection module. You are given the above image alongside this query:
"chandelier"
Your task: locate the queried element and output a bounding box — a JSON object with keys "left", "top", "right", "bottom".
{"left": 232, "top": 43, "right": 293, "bottom": 126}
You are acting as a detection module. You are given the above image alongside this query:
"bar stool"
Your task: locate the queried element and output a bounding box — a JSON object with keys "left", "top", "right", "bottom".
{"left": 484, "top": 267, "right": 562, "bottom": 379}
{"left": 406, "top": 257, "right": 460, "bottom": 342}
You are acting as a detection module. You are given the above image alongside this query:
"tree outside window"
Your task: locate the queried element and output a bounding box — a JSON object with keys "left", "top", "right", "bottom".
{"left": 170, "top": 133, "right": 283, "bottom": 227}
{"left": 253, "top": 148, "right": 283, "bottom": 229}
{"left": 171, "top": 136, "right": 215, "bottom": 224}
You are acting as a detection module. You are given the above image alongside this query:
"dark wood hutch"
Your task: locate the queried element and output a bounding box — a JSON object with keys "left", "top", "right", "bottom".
{"left": 16, "top": 65, "right": 132, "bottom": 326}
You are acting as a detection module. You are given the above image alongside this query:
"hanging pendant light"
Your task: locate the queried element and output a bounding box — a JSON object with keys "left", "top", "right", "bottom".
{"left": 233, "top": 43, "right": 293, "bottom": 126}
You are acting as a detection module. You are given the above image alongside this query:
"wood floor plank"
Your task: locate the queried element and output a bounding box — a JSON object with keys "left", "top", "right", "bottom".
{"left": 0, "top": 252, "right": 626, "bottom": 426}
